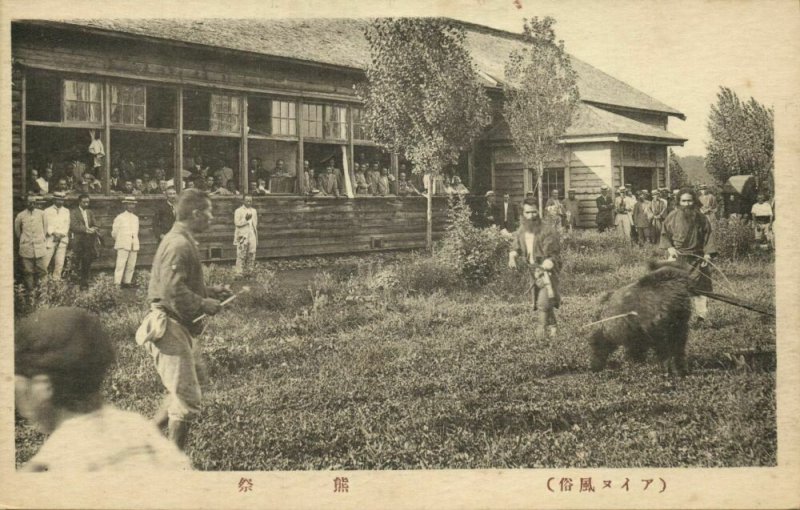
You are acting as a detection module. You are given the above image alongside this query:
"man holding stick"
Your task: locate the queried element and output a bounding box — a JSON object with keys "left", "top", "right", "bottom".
{"left": 508, "top": 198, "right": 562, "bottom": 338}
{"left": 660, "top": 187, "right": 717, "bottom": 323}
{"left": 142, "top": 189, "right": 230, "bottom": 449}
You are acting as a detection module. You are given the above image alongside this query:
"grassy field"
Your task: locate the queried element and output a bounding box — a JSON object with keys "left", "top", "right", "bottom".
{"left": 15, "top": 228, "right": 776, "bottom": 470}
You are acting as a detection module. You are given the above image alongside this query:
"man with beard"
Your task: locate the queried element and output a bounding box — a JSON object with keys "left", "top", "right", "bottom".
{"left": 508, "top": 198, "right": 562, "bottom": 338}
{"left": 660, "top": 187, "right": 717, "bottom": 323}
{"left": 142, "top": 189, "right": 229, "bottom": 449}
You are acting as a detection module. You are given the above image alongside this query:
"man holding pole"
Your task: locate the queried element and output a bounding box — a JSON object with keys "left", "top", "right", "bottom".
{"left": 508, "top": 198, "right": 562, "bottom": 338}
{"left": 142, "top": 189, "right": 230, "bottom": 449}
{"left": 660, "top": 187, "right": 717, "bottom": 323}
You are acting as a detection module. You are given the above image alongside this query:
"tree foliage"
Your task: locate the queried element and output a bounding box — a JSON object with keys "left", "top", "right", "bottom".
{"left": 503, "top": 17, "right": 580, "bottom": 209}
{"left": 705, "top": 87, "right": 774, "bottom": 191}
{"left": 356, "top": 18, "right": 491, "bottom": 250}
{"left": 357, "top": 18, "right": 491, "bottom": 173}
{"left": 668, "top": 149, "right": 689, "bottom": 189}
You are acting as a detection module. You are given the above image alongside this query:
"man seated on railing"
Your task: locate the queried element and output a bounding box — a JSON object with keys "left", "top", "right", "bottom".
{"left": 317, "top": 165, "right": 341, "bottom": 197}
{"left": 451, "top": 176, "right": 469, "bottom": 195}
{"left": 256, "top": 178, "right": 270, "bottom": 195}
{"left": 397, "top": 172, "right": 421, "bottom": 197}
{"left": 376, "top": 167, "right": 392, "bottom": 196}
{"left": 354, "top": 163, "right": 370, "bottom": 195}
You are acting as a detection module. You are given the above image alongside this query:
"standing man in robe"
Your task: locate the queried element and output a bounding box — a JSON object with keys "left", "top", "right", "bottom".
{"left": 111, "top": 196, "right": 140, "bottom": 288}
{"left": 563, "top": 188, "right": 580, "bottom": 233}
{"left": 508, "top": 198, "right": 562, "bottom": 338}
{"left": 660, "top": 187, "right": 717, "bottom": 324}
{"left": 614, "top": 186, "right": 633, "bottom": 243}
{"left": 234, "top": 195, "right": 258, "bottom": 276}
{"left": 15, "top": 195, "right": 48, "bottom": 292}
{"left": 698, "top": 184, "right": 718, "bottom": 223}
{"left": 648, "top": 188, "right": 668, "bottom": 245}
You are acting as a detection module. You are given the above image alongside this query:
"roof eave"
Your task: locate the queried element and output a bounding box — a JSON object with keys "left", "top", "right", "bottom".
{"left": 583, "top": 99, "right": 686, "bottom": 121}
{"left": 15, "top": 19, "right": 367, "bottom": 76}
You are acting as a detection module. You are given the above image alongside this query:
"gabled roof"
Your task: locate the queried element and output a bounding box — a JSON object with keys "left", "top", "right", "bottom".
{"left": 42, "top": 18, "right": 684, "bottom": 118}
{"left": 486, "top": 103, "right": 687, "bottom": 144}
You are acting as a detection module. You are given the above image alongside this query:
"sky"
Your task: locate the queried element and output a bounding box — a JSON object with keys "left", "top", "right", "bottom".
{"left": 4, "top": 0, "right": 799, "bottom": 156}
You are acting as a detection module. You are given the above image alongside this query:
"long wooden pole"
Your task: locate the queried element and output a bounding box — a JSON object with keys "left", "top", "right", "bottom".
{"left": 175, "top": 86, "right": 183, "bottom": 193}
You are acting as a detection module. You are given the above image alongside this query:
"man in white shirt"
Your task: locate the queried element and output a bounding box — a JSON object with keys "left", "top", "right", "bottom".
{"left": 233, "top": 195, "right": 258, "bottom": 276}
{"left": 14, "top": 195, "right": 48, "bottom": 292}
{"left": 43, "top": 192, "right": 71, "bottom": 280}
{"left": 751, "top": 192, "right": 774, "bottom": 247}
{"left": 111, "top": 196, "right": 140, "bottom": 288}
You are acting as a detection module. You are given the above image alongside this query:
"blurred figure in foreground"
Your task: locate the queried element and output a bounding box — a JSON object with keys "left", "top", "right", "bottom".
{"left": 15, "top": 307, "right": 191, "bottom": 471}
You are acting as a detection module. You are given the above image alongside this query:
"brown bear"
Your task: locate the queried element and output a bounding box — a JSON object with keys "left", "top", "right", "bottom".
{"left": 589, "top": 260, "right": 693, "bottom": 376}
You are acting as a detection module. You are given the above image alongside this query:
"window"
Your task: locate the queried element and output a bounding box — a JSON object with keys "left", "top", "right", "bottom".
{"left": 541, "top": 168, "right": 565, "bottom": 199}
{"left": 110, "top": 84, "right": 145, "bottom": 126}
{"left": 324, "top": 105, "right": 347, "bottom": 140}
{"left": 352, "top": 107, "right": 367, "bottom": 140}
{"left": 25, "top": 70, "right": 61, "bottom": 122}
{"left": 271, "top": 100, "right": 297, "bottom": 136}
{"left": 146, "top": 86, "right": 177, "bottom": 129}
{"left": 63, "top": 79, "right": 102, "bottom": 123}
{"left": 210, "top": 94, "right": 241, "bottom": 133}
{"left": 302, "top": 104, "right": 324, "bottom": 138}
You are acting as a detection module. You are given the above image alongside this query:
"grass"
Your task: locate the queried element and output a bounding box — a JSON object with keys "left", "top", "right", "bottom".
{"left": 15, "top": 229, "right": 776, "bottom": 469}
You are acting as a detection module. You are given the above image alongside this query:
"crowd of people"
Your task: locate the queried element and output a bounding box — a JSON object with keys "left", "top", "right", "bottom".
{"left": 13, "top": 179, "right": 772, "bottom": 472}
{"left": 28, "top": 152, "right": 471, "bottom": 200}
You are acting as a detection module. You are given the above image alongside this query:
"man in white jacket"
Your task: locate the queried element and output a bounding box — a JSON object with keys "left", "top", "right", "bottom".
{"left": 234, "top": 195, "right": 258, "bottom": 276}
{"left": 43, "top": 192, "right": 71, "bottom": 280}
{"left": 111, "top": 196, "right": 140, "bottom": 287}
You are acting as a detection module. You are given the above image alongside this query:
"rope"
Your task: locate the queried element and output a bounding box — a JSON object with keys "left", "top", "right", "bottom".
{"left": 679, "top": 253, "right": 738, "bottom": 296}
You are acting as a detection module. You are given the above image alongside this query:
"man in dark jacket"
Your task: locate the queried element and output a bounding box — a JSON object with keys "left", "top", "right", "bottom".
{"left": 152, "top": 186, "right": 177, "bottom": 242}
{"left": 69, "top": 194, "right": 100, "bottom": 289}
{"left": 595, "top": 185, "right": 614, "bottom": 233}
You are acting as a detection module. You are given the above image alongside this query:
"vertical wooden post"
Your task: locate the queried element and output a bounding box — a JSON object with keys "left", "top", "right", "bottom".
{"left": 20, "top": 70, "right": 26, "bottom": 196}
{"left": 102, "top": 81, "right": 111, "bottom": 195}
{"left": 348, "top": 105, "right": 355, "bottom": 187}
{"left": 296, "top": 99, "right": 304, "bottom": 194}
{"left": 241, "top": 94, "right": 248, "bottom": 192}
{"left": 665, "top": 146, "right": 671, "bottom": 189}
{"left": 390, "top": 152, "right": 399, "bottom": 193}
{"left": 175, "top": 86, "right": 183, "bottom": 193}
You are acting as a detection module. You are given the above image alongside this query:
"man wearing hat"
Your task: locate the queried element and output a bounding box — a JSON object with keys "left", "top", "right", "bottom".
{"left": 595, "top": 185, "right": 613, "bottom": 233}
{"left": 698, "top": 184, "right": 718, "bottom": 222}
{"left": 631, "top": 190, "right": 652, "bottom": 245}
{"left": 544, "top": 189, "right": 566, "bottom": 232}
{"left": 233, "top": 194, "right": 258, "bottom": 276}
{"left": 614, "top": 186, "right": 633, "bottom": 242}
{"left": 15, "top": 307, "right": 191, "bottom": 471}
{"left": 648, "top": 188, "right": 668, "bottom": 244}
{"left": 483, "top": 190, "right": 497, "bottom": 227}
{"left": 111, "top": 196, "right": 141, "bottom": 288}
{"left": 43, "top": 191, "right": 71, "bottom": 280}
{"left": 152, "top": 186, "right": 177, "bottom": 242}
{"left": 564, "top": 189, "right": 580, "bottom": 233}
{"left": 14, "top": 194, "right": 47, "bottom": 292}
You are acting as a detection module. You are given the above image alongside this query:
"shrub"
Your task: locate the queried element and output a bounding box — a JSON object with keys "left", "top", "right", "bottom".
{"left": 715, "top": 217, "right": 755, "bottom": 260}
{"left": 439, "top": 195, "right": 509, "bottom": 286}
{"left": 394, "top": 256, "right": 461, "bottom": 295}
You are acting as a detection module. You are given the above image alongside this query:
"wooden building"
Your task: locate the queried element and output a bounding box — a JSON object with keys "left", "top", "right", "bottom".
{"left": 11, "top": 18, "right": 685, "bottom": 266}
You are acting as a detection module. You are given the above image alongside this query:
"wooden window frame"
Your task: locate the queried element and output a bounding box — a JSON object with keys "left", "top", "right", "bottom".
{"left": 62, "top": 78, "right": 103, "bottom": 125}
{"left": 110, "top": 83, "right": 146, "bottom": 127}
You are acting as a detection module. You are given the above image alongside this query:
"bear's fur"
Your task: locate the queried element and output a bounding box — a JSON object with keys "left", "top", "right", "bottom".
{"left": 589, "top": 260, "right": 693, "bottom": 376}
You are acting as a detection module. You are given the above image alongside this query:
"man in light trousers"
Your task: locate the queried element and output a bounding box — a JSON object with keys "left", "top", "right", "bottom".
{"left": 43, "top": 191, "right": 70, "bottom": 280}
{"left": 111, "top": 196, "right": 140, "bottom": 288}
{"left": 234, "top": 195, "right": 258, "bottom": 276}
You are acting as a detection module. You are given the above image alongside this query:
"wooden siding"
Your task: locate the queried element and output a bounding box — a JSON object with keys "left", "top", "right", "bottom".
{"left": 12, "top": 66, "right": 23, "bottom": 196}
{"left": 15, "top": 196, "right": 451, "bottom": 269}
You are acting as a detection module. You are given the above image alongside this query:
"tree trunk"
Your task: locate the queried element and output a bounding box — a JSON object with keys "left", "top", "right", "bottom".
{"left": 537, "top": 160, "right": 544, "bottom": 215}
{"left": 426, "top": 185, "right": 433, "bottom": 253}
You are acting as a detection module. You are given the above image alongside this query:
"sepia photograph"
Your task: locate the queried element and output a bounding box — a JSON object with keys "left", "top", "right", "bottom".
{"left": 2, "top": 0, "right": 798, "bottom": 508}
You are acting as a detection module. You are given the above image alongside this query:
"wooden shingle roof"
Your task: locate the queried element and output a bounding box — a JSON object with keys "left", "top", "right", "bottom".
{"left": 56, "top": 18, "right": 685, "bottom": 118}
